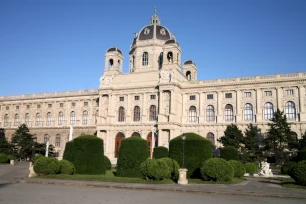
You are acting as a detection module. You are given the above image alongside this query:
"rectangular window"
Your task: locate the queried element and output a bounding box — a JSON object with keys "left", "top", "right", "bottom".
{"left": 134, "top": 96, "right": 139, "bottom": 100}
{"left": 71, "top": 102, "right": 76, "bottom": 107}
{"left": 190, "top": 95, "right": 196, "bottom": 100}
{"left": 16, "top": 106, "right": 19, "bottom": 110}
{"left": 207, "top": 94, "right": 213, "bottom": 100}
{"left": 285, "top": 89, "right": 294, "bottom": 96}
{"left": 84, "top": 101, "right": 88, "bottom": 106}
{"left": 119, "top": 97, "right": 124, "bottom": 101}
{"left": 150, "top": 95, "right": 156, "bottom": 100}
{"left": 225, "top": 93, "right": 232, "bottom": 98}
{"left": 26, "top": 105, "right": 30, "bottom": 109}
{"left": 56, "top": 137, "right": 60, "bottom": 147}
{"left": 60, "top": 103, "right": 64, "bottom": 108}
{"left": 48, "top": 104, "right": 52, "bottom": 108}
{"left": 6, "top": 106, "right": 9, "bottom": 110}
{"left": 264, "top": 91, "right": 272, "bottom": 97}
{"left": 244, "top": 92, "right": 252, "bottom": 98}
{"left": 37, "top": 104, "right": 41, "bottom": 108}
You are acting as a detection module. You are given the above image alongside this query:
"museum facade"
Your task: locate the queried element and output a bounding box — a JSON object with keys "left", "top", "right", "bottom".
{"left": 1, "top": 11, "right": 306, "bottom": 164}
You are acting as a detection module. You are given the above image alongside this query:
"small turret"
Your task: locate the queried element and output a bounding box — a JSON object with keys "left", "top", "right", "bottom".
{"left": 182, "top": 60, "right": 197, "bottom": 81}
{"left": 104, "top": 47, "right": 124, "bottom": 75}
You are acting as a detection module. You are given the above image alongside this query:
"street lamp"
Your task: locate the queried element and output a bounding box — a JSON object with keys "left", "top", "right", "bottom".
{"left": 181, "top": 133, "right": 186, "bottom": 168}
{"left": 31, "top": 145, "right": 35, "bottom": 162}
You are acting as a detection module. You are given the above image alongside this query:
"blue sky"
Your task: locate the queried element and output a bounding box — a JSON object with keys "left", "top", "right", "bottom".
{"left": 0, "top": 0, "right": 305, "bottom": 96}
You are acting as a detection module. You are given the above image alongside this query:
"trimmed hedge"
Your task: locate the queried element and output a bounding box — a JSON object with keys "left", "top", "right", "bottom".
{"left": 297, "top": 149, "right": 306, "bottom": 162}
{"left": 228, "top": 160, "right": 246, "bottom": 178}
{"left": 0, "top": 154, "right": 9, "bottom": 163}
{"left": 153, "top": 146, "right": 169, "bottom": 159}
{"left": 34, "top": 154, "right": 44, "bottom": 164}
{"left": 34, "top": 157, "right": 60, "bottom": 175}
{"left": 289, "top": 161, "right": 306, "bottom": 186}
{"left": 59, "top": 160, "right": 75, "bottom": 175}
{"left": 140, "top": 159, "right": 170, "bottom": 180}
{"left": 104, "top": 156, "right": 112, "bottom": 170}
{"left": 201, "top": 158, "right": 234, "bottom": 181}
{"left": 245, "top": 162, "right": 258, "bottom": 174}
{"left": 158, "top": 157, "right": 180, "bottom": 180}
{"left": 281, "top": 161, "right": 296, "bottom": 175}
{"left": 63, "top": 135, "right": 105, "bottom": 174}
{"left": 169, "top": 132, "right": 212, "bottom": 178}
{"left": 220, "top": 146, "right": 239, "bottom": 161}
{"left": 116, "top": 136, "right": 148, "bottom": 177}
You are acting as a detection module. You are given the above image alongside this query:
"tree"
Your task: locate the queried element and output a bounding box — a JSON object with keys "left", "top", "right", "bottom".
{"left": 242, "top": 124, "right": 263, "bottom": 163}
{"left": 265, "top": 108, "right": 298, "bottom": 165}
{"left": 11, "top": 124, "right": 34, "bottom": 160}
{"left": 0, "top": 128, "right": 12, "bottom": 154}
{"left": 299, "top": 131, "right": 306, "bottom": 150}
{"left": 217, "top": 124, "right": 244, "bottom": 149}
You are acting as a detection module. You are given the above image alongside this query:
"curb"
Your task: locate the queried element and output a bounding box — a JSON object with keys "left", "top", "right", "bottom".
{"left": 24, "top": 179, "right": 306, "bottom": 200}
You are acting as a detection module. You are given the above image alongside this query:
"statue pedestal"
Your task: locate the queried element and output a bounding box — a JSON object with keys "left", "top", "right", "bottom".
{"left": 10, "top": 160, "right": 14, "bottom": 165}
{"left": 28, "top": 162, "right": 37, "bottom": 178}
{"left": 178, "top": 168, "right": 188, "bottom": 185}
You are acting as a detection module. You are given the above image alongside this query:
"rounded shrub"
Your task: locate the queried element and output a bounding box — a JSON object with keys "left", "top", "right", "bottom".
{"left": 0, "top": 154, "right": 9, "bottom": 163}
{"left": 169, "top": 132, "right": 212, "bottom": 178}
{"left": 116, "top": 136, "right": 148, "bottom": 177}
{"left": 34, "top": 157, "right": 60, "bottom": 175}
{"left": 228, "top": 160, "right": 246, "bottom": 178}
{"left": 59, "top": 160, "right": 75, "bottom": 175}
{"left": 290, "top": 161, "right": 306, "bottom": 186}
{"left": 63, "top": 135, "right": 105, "bottom": 174}
{"left": 158, "top": 157, "right": 180, "bottom": 180}
{"left": 220, "top": 146, "right": 239, "bottom": 161}
{"left": 281, "top": 161, "right": 296, "bottom": 175}
{"left": 245, "top": 162, "right": 258, "bottom": 174}
{"left": 34, "top": 154, "right": 44, "bottom": 164}
{"left": 140, "top": 158, "right": 170, "bottom": 180}
{"left": 153, "top": 146, "right": 169, "bottom": 159}
{"left": 201, "top": 158, "right": 234, "bottom": 182}
{"left": 297, "top": 149, "right": 306, "bottom": 162}
{"left": 7, "top": 155, "right": 15, "bottom": 160}
{"left": 104, "top": 156, "right": 112, "bottom": 170}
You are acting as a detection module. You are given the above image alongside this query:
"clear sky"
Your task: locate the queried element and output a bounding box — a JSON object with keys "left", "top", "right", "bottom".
{"left": 0, "top": 0, "right": 305, "bottom": 96}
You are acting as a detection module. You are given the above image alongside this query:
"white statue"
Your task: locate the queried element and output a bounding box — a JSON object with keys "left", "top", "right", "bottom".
{"left": 259, "top": 161, "right": 273, "bottom": 177}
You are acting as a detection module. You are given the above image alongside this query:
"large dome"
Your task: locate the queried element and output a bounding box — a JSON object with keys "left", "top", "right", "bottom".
{"left": 131, "top": 8, "right": 175, "bottom": 48}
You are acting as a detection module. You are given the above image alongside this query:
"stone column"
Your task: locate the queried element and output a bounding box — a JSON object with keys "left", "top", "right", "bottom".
{"left": 256, "top": 89, "right": 262, "bottom": 123}
{"left": 276, "top": 87, "right": 282, "bottom": 110}
{"left": 236, "top": 90, "right": 241, "bottom": 122}
{"left": 299, "top": 86, "right": 306, "bottom": 121}
{"left": 217, "top": 91, "right": 223, "bottom": 122}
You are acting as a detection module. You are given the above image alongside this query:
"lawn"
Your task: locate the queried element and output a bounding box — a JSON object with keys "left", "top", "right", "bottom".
{"left": 36, "top": 168, "right": 245, "bottom": 185}
{"left": 269, "top": 177, "right": 306, "bottom": 190}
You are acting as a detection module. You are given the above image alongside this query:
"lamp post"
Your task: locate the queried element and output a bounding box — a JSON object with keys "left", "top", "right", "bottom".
{"left": 178, "top": 133, "right": 188, "bottom": 185}
{"left": 31, "top": 145, "right": 35, "bottom": 162}
{"left": 181, "top": 133, "right": 186, "bottom": 168}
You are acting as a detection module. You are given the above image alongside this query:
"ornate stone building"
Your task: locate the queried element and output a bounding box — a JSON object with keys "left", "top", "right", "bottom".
{"left": 1, "top": 11, "right": 306, "bottom": 164}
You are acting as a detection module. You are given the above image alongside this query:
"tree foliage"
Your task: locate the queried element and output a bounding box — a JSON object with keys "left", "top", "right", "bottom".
{"left": 11, "top": 124, "right": 34, "bottom": 160}
{"left": 0, "top": 128, "right": 11, "bottom": 155}
{"left": 217, "top": 124, "right": 244, "bottom": 149}
{"left": 264, "top": 109, "right": 298, "bottom": 165}
{"left": 299, "top": 131, "right": 306, "bottom": 150}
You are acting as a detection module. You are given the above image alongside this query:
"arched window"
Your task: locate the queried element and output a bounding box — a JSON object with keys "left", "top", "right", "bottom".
{"left": 25, "top": 113, "right": 30, "bottom": 126}
{"left": 189, "top": 106, "right": 197, "bottom": 122}
{"left": 225, "top": 104, "right": 233, "bottom": 121}
{"left": 58, "top": 112, "right": 64, "bottom": 125}
{"left": 142, "top": 52, "right": 148, "bottom": 66}
{"left": 244, "top": 103, "right": 253, "bottom": 121}
{"left": 285, "top": 101, "right": 296, "bottom": 120}
{"left": 117, "top": 60, "right": 121, "bottom": 70}
{"left": 264, "top": 102, "right": 274, "bottom": 120}
{"left": 95, "top": 110, "right": 99, "bottom": 124}
{"left": 82, "top": 111, "right": 88, "bottom": 125}
{"left": 118, "top": 107, "right": 125, "bottom": 122}
{"left": 206, "top": 105, "right": 215, "bottom": 122}
{"left": 4, "top": 114, "right": 9, "bottom": 127}
{"left": 186, "top": 71, "right": 191, "bottom": 81}
{"left": 108, "top": 59, "right": 113, "bottom": 70}
{"left": 131, "top": 132, "right": 141, "bottom": 137}
{"left": 35, "top": 113, "right": 40, "bottom": 126}
{"left": 167, "top": 51, "right": 173, "bottom": 63}
{"left": 149, "top": 105, "right": 157, "bottom": 121}
{"left": 44, "top": 134, "right": 49, "bottom": 144}
{"left": 46, "top": 112, "right": 52, "bottom": 126}
{"left": 70, "top": 111, "right": 76, "bottom": 125}
{"left": 206, "top": 132, "right": 215, "bottom": 146}
{"left": 55, "top": 134, "right": 61, "bottom": 147}
{"left": 133, "top": 106, "right": 140, "bottom": 121}
{"left": 115, "top": 132, "right": 125, "bottom": 158}
{"left": 14, "top": 114, "right": 20, "bottom": 126}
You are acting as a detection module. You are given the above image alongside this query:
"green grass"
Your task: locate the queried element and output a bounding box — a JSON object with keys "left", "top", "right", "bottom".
{"left": 36, "top": 168, "right": 245, "bottom": 185}
{"left": 270, "top": 177, "right": 306, "bottom": 190}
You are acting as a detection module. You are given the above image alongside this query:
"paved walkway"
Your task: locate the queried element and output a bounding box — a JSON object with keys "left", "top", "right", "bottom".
{"left": 1, "top": 162, "right": 306, "bottom": 200}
